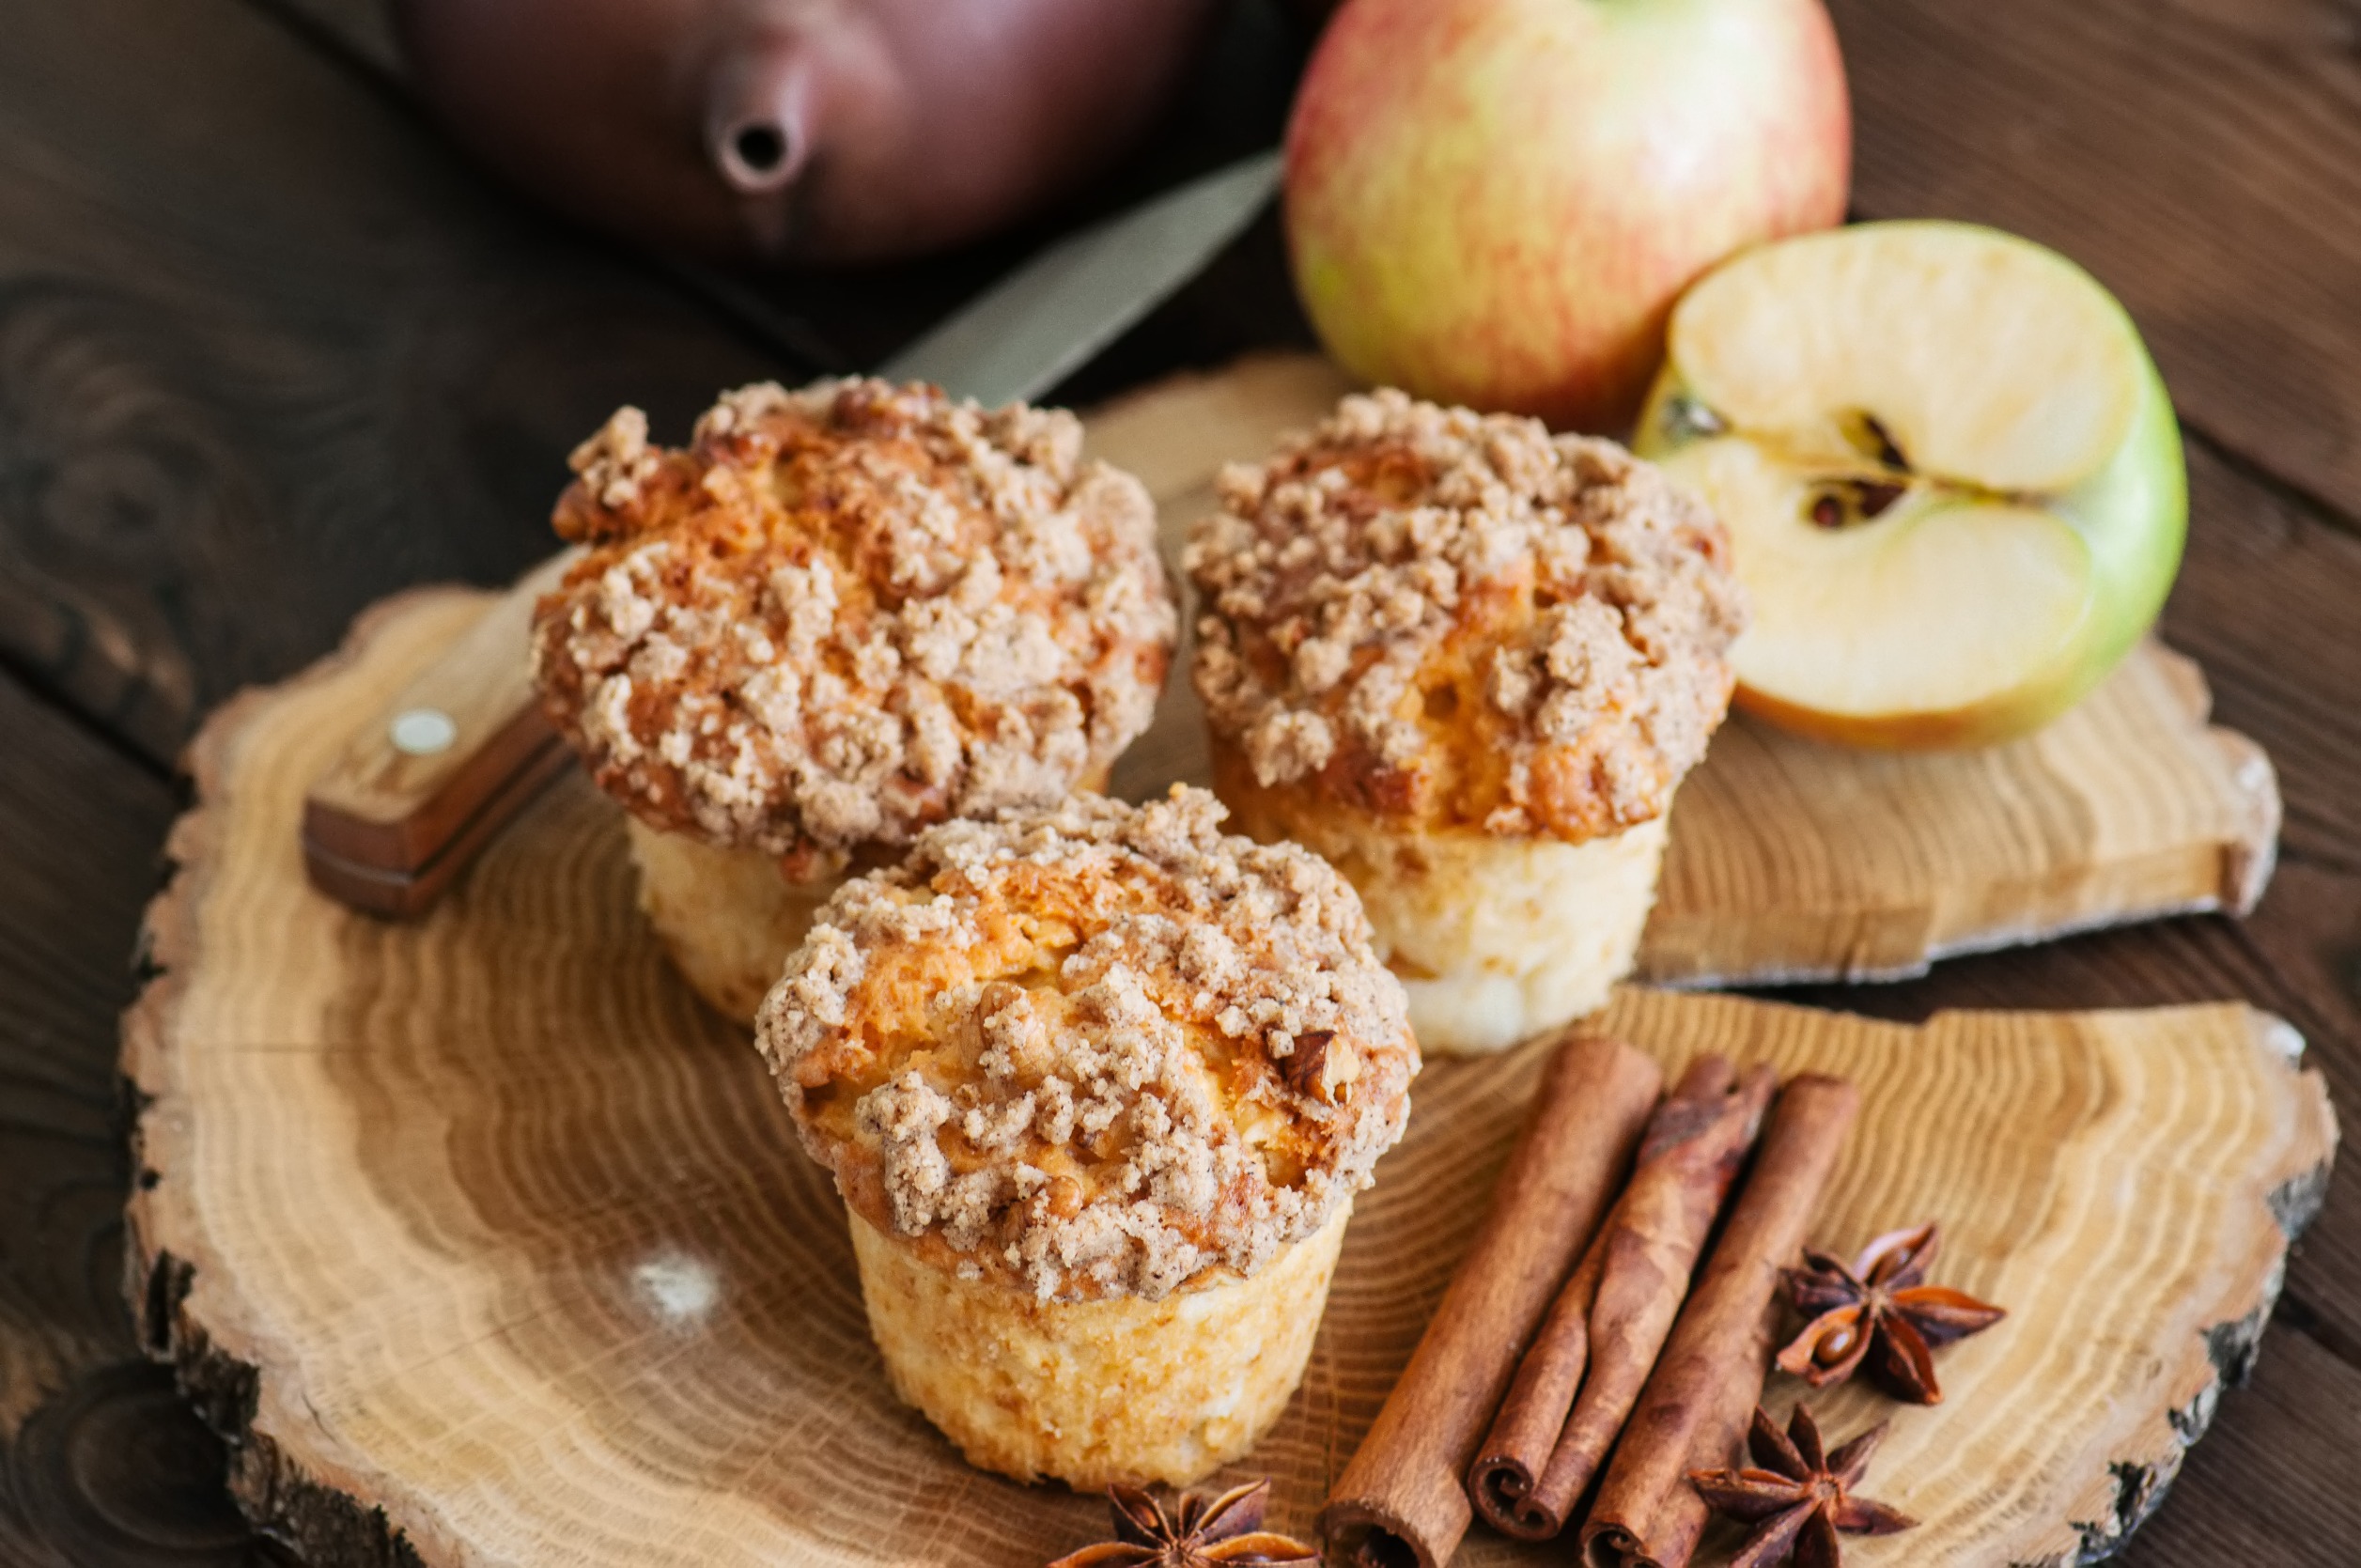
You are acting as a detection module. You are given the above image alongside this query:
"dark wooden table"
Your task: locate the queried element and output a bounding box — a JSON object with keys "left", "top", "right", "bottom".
{"left": 3, "top": 1, "right": 2358, "bottom": 1562}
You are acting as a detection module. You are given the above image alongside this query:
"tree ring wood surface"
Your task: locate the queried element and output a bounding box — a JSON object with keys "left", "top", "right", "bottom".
{"left": 121, "top": 585, "right": 2334, "bottom": 1566}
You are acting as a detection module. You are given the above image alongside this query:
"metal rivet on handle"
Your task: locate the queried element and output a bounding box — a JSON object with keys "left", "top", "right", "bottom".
{"left": 390, "top": 707, "right": 458, "bottom": 756}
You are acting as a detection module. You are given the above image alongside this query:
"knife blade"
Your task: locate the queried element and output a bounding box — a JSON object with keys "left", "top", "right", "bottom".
{"left": 882, "top": 148, "right": 1281, "bottom": 404}
{"left": 301, "top": 149, "right": 1284, "bottom": 916}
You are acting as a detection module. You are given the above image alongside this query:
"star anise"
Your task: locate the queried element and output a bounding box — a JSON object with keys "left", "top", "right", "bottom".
{"left": 1690, "top": 1405, "right": 1916, "bottom": 1568}
{"left": 1775, "top": 1222, "right": 2006, "bottom": 1404}
{"left": 1045, "top": 1480, "right": 1320, "bottom": 1567}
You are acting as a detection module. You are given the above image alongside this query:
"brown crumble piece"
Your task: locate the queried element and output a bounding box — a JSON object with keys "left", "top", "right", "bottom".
{"left": 1185, "top": 389, "right": 1746, "bottom": 842}
{"left": 756, "top": 786, "right": 1420, "bottom": 1303}
{"left": 532, "top": 379, "right": 1176, "bottom": 867}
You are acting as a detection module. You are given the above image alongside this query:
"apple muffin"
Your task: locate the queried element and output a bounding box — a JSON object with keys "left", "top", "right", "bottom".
{"left": 756, "top": 786, "right": 1419, "bottom": 1487}
{"left": 1186, "top": 390, "right": 1745, "bottom": 1055}
{"left": 531, "top": 379, "right": 1176, "bottom": 1023}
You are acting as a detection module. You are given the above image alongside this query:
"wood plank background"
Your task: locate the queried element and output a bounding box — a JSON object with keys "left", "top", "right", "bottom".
{"left": 0, "top": 0, "right": 2354, "bottom": 1561}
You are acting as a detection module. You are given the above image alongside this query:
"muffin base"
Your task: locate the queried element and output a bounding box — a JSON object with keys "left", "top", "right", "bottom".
{"left": 847, "top": 1206, "right": 1349, "bottom": 1489}
{"left": 625, "top": 819, "right": 843, "bottom": 1026}
{"left": 628, "top": 767, "right": 1119, "bottom": 1025}
{"left": 1214, "top": 749, "right": 1669, "bottom": 1056}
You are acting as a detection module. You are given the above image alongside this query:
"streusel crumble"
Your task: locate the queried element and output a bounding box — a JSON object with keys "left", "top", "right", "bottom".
{"left": 535, "top": 378, "right": 1175, "bottom": 865}
{"left": 760, "top": 784, "right": 1417, "bottom": 1302}
{"left": 1187, "top": 388, "right": 1744, "bottom": 842}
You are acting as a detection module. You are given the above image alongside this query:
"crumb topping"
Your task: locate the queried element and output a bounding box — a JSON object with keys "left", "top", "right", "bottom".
{"left": 532, "top": 380, "right": 1176, "bottom": 863}
{"left": 1185, "top": 391, "right": 1746, "bottom": 841}
{"left": 755, "top": 786, "right": 1419, "bottom": 1303}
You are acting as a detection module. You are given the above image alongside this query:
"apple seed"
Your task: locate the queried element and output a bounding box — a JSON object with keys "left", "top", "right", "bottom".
{"left": 1857, "top": 412, "right": 1910, "bottom": 472}
{"left": 1807, "top": 477, "right": 1910, "bottom": 529}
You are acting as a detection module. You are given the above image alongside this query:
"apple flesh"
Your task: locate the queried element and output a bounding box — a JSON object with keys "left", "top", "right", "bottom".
{"left": 1284, "top": 0, "right": 1851, "bottom": 434}
{"left": 1635, "top": 221, "right": 2187, "bottom": 748}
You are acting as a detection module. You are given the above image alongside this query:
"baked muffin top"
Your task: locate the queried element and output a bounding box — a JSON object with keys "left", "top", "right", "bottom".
{"left": 756, "top": 785, "right": 1419, "bottom": 1303}
{"left": 532, "top": 379, "right": 1175, "bottom": 870}
{"left": 1186, "top": 390, "right": 1745, "bottom": 843}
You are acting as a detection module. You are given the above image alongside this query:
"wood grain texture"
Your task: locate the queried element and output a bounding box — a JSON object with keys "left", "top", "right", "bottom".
{"left": 121, "top": 589, "right": 2334, "bottom": 1567}
{"left": 0, "top": 673, "right": 281, "bottom": 1568}
{"left": 1646, "top": 644, "right": 2276, "bottom": 986}
{"left": 0, "top": 679, "right": 171, "bottom": 1435}
{"left": 0, "top": 0, "right": 783, "bottom": 763}
{"left": 0, "top": 1360, "right": 265, "bottom": 1568}
{"left": 1829, "top": 0, "right": 2361, "bottom": 521}
{"left": 1089, "top": 355, "right": 2281, "bottom": 986}
{"left": 2165, "top": 443, "right": 2361, "bottom": 873}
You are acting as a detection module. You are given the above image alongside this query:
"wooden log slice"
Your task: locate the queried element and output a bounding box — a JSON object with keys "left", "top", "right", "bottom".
{"left": 123, "top": 586, "right": 2332, "bottom": 1566}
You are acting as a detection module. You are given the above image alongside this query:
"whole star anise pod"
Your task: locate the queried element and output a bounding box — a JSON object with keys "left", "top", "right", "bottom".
{"left": 1690, "top": 1405, "right": 1916, "bottom": 1568}
{"left": 1045, "top": 1480, "right": 1319, "bottom": 1567}
{"left": 1775, "top": 1222, "right": 2006, "bottom": 1404}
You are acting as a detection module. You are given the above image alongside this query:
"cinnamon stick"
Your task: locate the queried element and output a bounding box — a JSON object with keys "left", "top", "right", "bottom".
{"left": 1468, "top": 1056, "right": 1777, "bottom": 1539}
{"left": 1578, "top": 1074, "right": 1859, "bottom": 1568}
{"left": 1320, "top": 1035, "right": 1665, "bottom": 1568}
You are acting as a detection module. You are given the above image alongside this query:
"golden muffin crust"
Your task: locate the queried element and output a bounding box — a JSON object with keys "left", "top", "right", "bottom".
{"left": 532, "top": 380, "right": 1175, "bottom": 867}
{"left": 756, "top": 786, "right": 1419, "bottom": 1303}
{"left": 1186, "top": 390, "right": 1745, "bottom": 843}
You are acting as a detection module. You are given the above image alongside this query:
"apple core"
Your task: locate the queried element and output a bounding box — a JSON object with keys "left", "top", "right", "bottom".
{"left": 1637, "top": 221, "right": 2186, "bottom": 748}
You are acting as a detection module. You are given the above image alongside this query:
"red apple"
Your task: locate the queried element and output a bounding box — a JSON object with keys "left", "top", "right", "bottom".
{"left": 1284, "top": 0, "right": 1851, "bottom": 433}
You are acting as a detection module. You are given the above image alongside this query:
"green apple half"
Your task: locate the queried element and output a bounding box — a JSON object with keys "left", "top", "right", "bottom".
{"left": 1636, "top": 221, "right": 2186, "bottom": 748}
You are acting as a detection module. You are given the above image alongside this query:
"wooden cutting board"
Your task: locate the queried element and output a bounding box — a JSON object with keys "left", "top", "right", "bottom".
{"left": 1087, "top": 354, "right": 2280, "bottom": 986}
{"left": 123, "top": 586, "right": 2334, "bottom": 1568}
